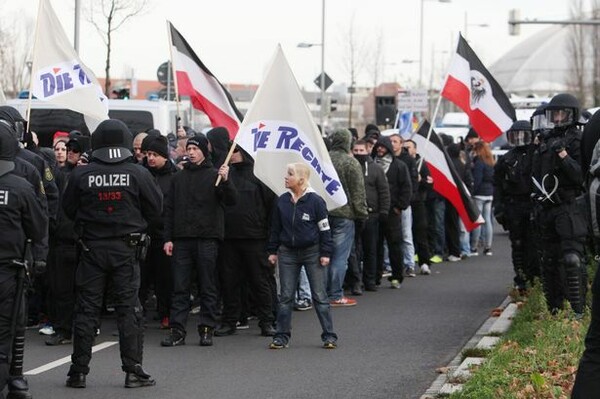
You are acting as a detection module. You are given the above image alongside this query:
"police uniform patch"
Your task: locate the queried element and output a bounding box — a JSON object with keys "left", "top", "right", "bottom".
{"left": 44, "top": 167, "right": 54, "bottom": 181}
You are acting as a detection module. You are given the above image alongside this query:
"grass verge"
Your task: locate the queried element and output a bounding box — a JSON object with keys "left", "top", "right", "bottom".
{"left": 448, "top": 282, "right": 590, "bottom": 399}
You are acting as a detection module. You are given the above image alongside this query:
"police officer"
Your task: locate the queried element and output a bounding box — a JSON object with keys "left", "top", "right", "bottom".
{"left": 532, "top": 93, "right": 587, "bottom": 317}
{"left": 494, "top": 121, "right": 540, "bottom": 293}
{"left": 62, "top": 119, "right": 162, "bottom": 389}
{"left": 0, "top": 126, "right": 47, "bottom": 399}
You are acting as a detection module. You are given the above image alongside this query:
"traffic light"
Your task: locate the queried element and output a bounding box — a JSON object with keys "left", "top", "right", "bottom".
{"left": 330, "top": 98, "right": 338, "bottom": 112}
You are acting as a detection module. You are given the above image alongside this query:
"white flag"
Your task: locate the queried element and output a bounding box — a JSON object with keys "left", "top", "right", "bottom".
{"left": 31, "top": 0, "right": 108, "bottom": 130}
{"left": 235, "top": 46, "right": 347, "bottom": 211}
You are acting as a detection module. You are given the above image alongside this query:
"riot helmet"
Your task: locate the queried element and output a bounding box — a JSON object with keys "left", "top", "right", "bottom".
{"left": 506, "top": 120, "right": 532, "bottom": 147}
{"left": 91, "top": 119, "right": 133, "bottom": 163}
{"left": 531, "top": 104, "right": 550, "bottom": 132}
{"left": 0, "top": 106, "right": 27, "bottom": 142}
{"left": 545, "top": 93, "right": 580, "bottom": 129}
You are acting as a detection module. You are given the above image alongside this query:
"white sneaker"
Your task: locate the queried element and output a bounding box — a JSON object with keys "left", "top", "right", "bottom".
{"left": 447, "top": 255, "right": 461, "bottom": 262}
{"left": 420, "top": 264, "right": 431, "bottom": 275}
{"left": 38, "top": 324, "right": 55, "bottom": 336}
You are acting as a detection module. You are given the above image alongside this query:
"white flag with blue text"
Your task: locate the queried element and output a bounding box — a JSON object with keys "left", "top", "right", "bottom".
{"left": 395, "top": 111, "right": 414, "bottom": 134}
{"left": 31, "top": 0, "right": 108, "bottom": 130}
{"left": 235, "top": 46, "right": 347, "bottom": 211}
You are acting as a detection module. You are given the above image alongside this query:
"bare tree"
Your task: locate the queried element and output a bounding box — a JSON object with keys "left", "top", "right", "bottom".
{"left": 591, "top": 0, "right": 600, "bottom": 105}
{"left": 339, "top": 13, "right": 369, "bottom": 127}
{"left": 567, "top": 0, "right": 587, "bottom": 105}
{"left": 366, "top": 29, "right": 385, "bottom": 96}
{"left": 0, "top": 16, "right": 33, "bottom": 98}
{"left": 87, "top": 0, "right": 150, "bottom": 96}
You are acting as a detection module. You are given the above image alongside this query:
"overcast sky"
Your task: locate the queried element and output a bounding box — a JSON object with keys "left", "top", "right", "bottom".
{"left": 6, "top": 0, "right": 575, "bottom": 92}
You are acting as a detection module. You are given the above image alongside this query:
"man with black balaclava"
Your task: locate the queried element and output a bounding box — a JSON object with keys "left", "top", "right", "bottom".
{"left": 531, "top": 93, "right": 587, "bottom": 318}
{"left": 494, "top": 120, "right": 540, "bottom": 293}
{"left": 62, "top": 119, "right": 162, "bottom": 389}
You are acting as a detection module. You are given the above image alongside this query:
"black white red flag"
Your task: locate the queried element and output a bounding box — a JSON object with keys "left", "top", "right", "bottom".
{"left": 168, "top": 21, "right": 243, "bottom": 138}
{"left": 441, "top": 34, "right": 515, "bottom": 143}
{"left": 403, "top": 121, "right": 483, "bottom": 232}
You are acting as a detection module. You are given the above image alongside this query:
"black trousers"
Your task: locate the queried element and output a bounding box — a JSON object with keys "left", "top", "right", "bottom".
{"left": 506, "top": 202, "right": 540, "bottom": 288}
{"left": 170, "top": 238, "right": 219, "bottom": 332}
{"left": 444, "top": 199, "right": 461, "bottom": 257}
{"left": 48, "top": 243, "right": 77, "bottom": 337}
{"left": 69, "top": 239, "right": 143, "bottom": 375}
{"left": 219, "top": 239, "right": 274, "bottom": 329}
{"left": 537, "top": 199, "right": 587, "bottom": 313}
{"left": 143, "top": 240, "right": 172, "bottom": 318}
{"left": 0, "top": 274, "right": 17, "bottom": 395}
{"left": 572, "top": 267, "right": 600, "bottom": 397}
{"left": 411, "top": 201, "right": 431, "bottom": 266}
{"left": 377, "top": 212, "right": 404, "bottom": 282}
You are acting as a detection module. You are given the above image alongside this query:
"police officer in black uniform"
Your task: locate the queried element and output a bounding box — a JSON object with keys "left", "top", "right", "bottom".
{"left": 0, "top": 126, "right": 47, "bottom": 399}
{"left": 62, "top": 119, "right": 162, "bottom": 389}
{"left": 494, "top": 121, "right": 540, "bottom": 293}
{"left": 532, "top": 93, "right": 587, "bottom": 317}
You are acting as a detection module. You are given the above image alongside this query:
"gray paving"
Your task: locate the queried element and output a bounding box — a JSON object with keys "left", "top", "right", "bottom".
{"left": 21, "top": 229, "right": 514, "bottom": 399}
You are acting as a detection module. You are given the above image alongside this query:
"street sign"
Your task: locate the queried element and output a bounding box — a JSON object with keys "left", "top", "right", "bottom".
{"left": 314, "top": 72, "right": 333, "bottom": 91}
{"left": 397, "top": 89, "right": 428, "bottom": 112}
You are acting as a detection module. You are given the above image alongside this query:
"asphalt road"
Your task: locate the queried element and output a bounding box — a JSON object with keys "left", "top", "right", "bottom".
{"left": 21, "top": 229, "right": 513, "bottom": 399}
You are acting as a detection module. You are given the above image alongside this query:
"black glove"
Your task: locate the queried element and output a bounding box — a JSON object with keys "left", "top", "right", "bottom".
{"left": 550, "top": 139, "right": 566, "bottom": 154}
{"left": 494, "top": 210, "right": 506, "bottom": 228}
{"left": 33, "top": 260, "right": 47, "bottom": 275}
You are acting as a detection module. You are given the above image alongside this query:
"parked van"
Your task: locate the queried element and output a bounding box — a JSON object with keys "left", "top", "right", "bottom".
{"left": 5, "top": 99, "right": 195, "bottom": 148}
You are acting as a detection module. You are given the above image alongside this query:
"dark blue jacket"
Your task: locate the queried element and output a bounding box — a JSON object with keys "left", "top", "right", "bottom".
{"left": 472, "top": 157, "right": 494, "bottom": 197}
{"left": 267, "top": 190, "right": 333, "bottom": 257}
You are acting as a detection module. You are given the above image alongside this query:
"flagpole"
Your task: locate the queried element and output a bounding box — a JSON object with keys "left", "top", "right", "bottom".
{"left": 25, "top": 0, "right": 45, "bottom": 131}
{"left": 166, "top": 20, "right": 182, "bottom": 128}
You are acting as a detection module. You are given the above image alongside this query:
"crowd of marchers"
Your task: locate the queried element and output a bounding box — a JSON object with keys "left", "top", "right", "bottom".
{"left": 2, "top": 90, "right": 600, "bottom": 395}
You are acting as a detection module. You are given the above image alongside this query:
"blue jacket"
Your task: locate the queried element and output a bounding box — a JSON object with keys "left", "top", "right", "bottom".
{"left": 267, "top": 190, "right": 333, "bottom": 257}
{"left": 472, "top": 157, "right": 494, "bottom": 197}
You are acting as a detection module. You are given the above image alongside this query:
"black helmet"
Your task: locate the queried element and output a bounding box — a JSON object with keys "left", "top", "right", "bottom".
{"left": 506, "top": 120, "right": 532, "bottom": 147}
{"left": 91, "top": 119, "right": 133, "bottom": 163}
{"left": 0, "top": 106, "right": 27, "bottom": 142}
{"left": 0, "top": 123, "right": 17, "bottom": 177}
{"left": 545, "top": 93, "right": 580, "bottom": 128}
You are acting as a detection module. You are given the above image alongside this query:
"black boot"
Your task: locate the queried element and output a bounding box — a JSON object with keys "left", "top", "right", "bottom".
{"left": 214, "top": 324, "right": 236, "bottom": 337}
{"left": 160, "top": 328, "right": 185, "bottom": 347}
{"left": 7, "top": 376, "right": 32, "bottom": 399}
{"left": 66, "top": 372, "right": 86, "bottom": 388}
{"left": 124, "top": 364, "right": 156, "bottom": 388}
{"left": 198, "top": 326, "right": 214, "bottom": 346}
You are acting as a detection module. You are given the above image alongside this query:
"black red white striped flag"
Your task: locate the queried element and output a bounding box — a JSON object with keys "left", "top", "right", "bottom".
{"left": 441, "top": 34, "right": 515, "bottom": 143}
{"left": 168, "top": 21, "right": 243, "bottom": 138}
{"left": 404, "top": 121, "right": 483, "bottom": 232}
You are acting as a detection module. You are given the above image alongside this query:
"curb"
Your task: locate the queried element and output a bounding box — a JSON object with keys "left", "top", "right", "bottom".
{"left": 420, "top": 295, "right": 514, "bottom": 398}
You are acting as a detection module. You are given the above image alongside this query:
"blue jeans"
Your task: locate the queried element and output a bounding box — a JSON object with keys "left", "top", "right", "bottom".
{"left": 459, "top": 220, "right": 471, "bottom": 256}
{"left": 471, "top": 196, "right": 493, "bottom": 250}
{"left": 327, "top": 217, "right": 355, "bottom": 301}
{"left": 401, "top": 207, "right": 415, "bottom": 269}
{"left": 295, "top": 267, "right": 311, "bottom": 302}
{"left": 275, "top": 245, "right": 337, "bottom": 343}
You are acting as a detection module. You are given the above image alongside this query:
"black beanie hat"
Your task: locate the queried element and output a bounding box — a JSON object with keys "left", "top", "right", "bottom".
{"left": 146, "top": 136, "right": 169, "bottom": 159}
{"left": 186, "top": 134, "right": 209, "bottom": 157}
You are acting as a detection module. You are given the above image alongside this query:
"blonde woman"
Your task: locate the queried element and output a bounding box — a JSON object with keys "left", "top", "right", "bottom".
{"left": 267, "top": 162, "right": 337, "bottom": 349}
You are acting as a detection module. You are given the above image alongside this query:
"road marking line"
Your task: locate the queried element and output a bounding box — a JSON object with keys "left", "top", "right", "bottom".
{"left": 24, "top": 341, "right": 118, "bottom": 375}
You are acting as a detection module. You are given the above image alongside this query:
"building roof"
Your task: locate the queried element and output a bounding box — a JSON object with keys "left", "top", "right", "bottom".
{"left": 489, "top": 25, "right": 582, "bottom": 95}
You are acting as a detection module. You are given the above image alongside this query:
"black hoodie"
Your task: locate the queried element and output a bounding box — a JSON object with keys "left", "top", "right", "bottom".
{"left": 373, "top": 136, "right": 412, "bottom": 212}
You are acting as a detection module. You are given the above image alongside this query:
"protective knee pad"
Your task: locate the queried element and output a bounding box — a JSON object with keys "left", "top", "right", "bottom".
{"left": 540, "top": 256, "right": 564, "bottom": 312}
{"left": 564, "top": 252, "right": 585, "bottom": 314}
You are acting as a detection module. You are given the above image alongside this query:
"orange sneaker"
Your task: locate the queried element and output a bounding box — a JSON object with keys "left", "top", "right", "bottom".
{"left": 330, "top": 297, "right": 357, "bottom": 307}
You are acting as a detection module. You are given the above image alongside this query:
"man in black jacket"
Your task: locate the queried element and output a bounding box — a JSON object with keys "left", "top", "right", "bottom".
{"left": 350, "top": 139, "right": 390, "bottom": 292}
{"left": 162, "top": 133, "right": 237, "bottom": 347}
{"left": 372, "top": 136, "right": 412, "bottom": 289}
{"left": 142, "top": 135, "right": 178, "bottom": 329}
{"left": 215, "top": 146, "right": 276, "bottom": 337}
{"left": 62, "top": 119, "right": 162, "bottom": 389}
